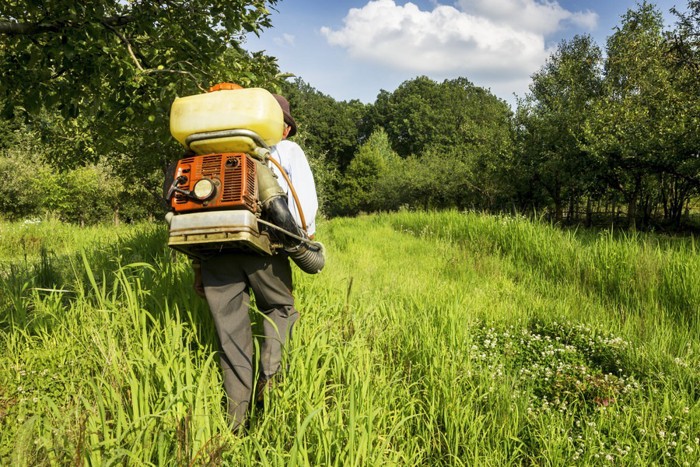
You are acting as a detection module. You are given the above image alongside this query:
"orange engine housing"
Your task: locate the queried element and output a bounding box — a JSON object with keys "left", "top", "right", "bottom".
{"left": 171, "top": 153, "right": 259, "bottom": 213}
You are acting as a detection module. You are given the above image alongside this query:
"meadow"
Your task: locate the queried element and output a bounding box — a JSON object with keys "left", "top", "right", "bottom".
{"left": 0, "top": 211, "right": 698, "bottom": 465}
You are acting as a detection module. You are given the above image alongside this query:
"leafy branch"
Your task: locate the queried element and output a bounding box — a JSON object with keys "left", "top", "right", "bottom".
{"left": 0, "top": 15, "right": 133, "bottom": 35}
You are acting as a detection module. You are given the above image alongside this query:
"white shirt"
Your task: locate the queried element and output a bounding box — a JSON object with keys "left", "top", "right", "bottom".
{"left": 269, "top": 140, "right": 318, "bottom": 236}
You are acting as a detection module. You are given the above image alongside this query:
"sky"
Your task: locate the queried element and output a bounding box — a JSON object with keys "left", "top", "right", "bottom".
{"left": 244, "top": 0, "right": 687, "bottom": 107}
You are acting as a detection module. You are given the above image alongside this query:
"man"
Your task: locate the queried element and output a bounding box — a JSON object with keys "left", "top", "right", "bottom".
{"left": 193, "top": 94, "right": 318, "bottom": 431}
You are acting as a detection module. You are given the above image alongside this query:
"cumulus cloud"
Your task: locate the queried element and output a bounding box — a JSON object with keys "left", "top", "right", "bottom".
{"left": 320, "top": 0, "right": 598, "bottom": 94}
{"left": 456, "top": 0, "right": 598, "bottom": 35}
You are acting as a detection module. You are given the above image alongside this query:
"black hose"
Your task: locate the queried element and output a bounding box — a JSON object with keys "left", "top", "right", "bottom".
{"left": 287, "top": 243, "right": 325, "bottom": 274}
{"left": 263, "top": 197, "right": 325, "bottom": 274}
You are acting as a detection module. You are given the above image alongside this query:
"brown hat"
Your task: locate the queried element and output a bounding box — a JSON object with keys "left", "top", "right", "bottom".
{"left": 273, "top": 94, "right": 297, "bottom": 137}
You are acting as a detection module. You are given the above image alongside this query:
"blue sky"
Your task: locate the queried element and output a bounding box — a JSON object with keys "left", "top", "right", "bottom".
{"left": 245, "top": 0, "right": 686, "bottom": 107}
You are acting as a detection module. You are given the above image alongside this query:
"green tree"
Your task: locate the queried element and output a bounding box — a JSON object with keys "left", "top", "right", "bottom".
{"left": 517, "top": 35, "right": 603, "bottom": 223}
{"left": 1, "top": 0, "right": 284, "bottom": 221}
{"left": 0, "top": 0, "right": 280, "bottom": 120}
{"left": 585, "top": 2, "right": 684, "bottom": 228}
{"left": 370, "top": 77, "right": 511, "bottom": 158}
{"left": 336, "top": 129, "right": 401, "bottom": 215}
{"left": 664, "top": 0, "right": 700, "bottom": 225}
{"left": 368, "top": 76, "right": 513, "bottom": 210}
{"left": 670, "top": 1, "right": 700, "bottom": 70}
{"left": 282, "top": 78, "right": 368, "bottom": 171}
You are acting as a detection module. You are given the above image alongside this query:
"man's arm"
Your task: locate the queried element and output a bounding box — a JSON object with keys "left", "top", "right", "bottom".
{"left": 276, "top": 140, "right": 319, "bottom": 236}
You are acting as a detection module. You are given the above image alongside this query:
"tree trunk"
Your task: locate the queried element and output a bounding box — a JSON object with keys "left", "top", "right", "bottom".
{"left": 585, "top": 197, "right": 592, "bottom": 227}
{"left": 627, "top": 193, "right": 638, "bottom": 231}
{"left": 567, "top": 194, "right": 577, "bottom": 223}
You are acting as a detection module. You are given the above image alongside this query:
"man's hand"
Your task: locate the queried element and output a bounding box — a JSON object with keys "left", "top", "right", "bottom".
{"left": 193, "top": 264, "right": 206, "bottom": 298}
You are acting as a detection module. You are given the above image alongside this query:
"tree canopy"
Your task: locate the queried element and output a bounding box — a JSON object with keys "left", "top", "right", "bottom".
{"left": 517, "top": 35, "right": 603, "bottom": 221}
{"left": 0, "top": 0, "right": 280, "bottom": 119}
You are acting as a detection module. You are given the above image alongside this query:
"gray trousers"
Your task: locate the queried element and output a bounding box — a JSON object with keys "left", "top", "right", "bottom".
{"left": 201, "top": 252, "right": 299, "bottom": 429}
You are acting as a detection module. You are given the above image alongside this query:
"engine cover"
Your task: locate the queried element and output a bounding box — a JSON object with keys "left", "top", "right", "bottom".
{"left": 170, "top": 153, "right": 259, "bottom": 213}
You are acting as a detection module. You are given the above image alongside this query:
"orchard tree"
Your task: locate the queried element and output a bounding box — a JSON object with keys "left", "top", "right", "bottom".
{"left": 0, "top": 0, "right": 280, "bottom": 116}
{"left": 670, "top": 0, "right": 700, "bottom": 70}
{"left": 0, "top": 0, "right": 285, "bottom": 223}
{"left": 585, "top": 2, "right": 694, "bottom": 228}
{"left": 371, "top": 76, "right": 511, "bottom": 159}
{"left": 0, "top": 0, "right": 282, "bottom": 170}
{"left": 665, "top": 0, "right": 700, "bottom": 225}
{"left": 518, "top": 35, "right": 603, "bottom": 223}
{"left": 369, "top": 76, "right": 513, "bottom": 209}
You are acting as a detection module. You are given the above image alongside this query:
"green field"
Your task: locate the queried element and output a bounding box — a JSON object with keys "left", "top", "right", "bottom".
{"left": 1, "top": 211, "right": 698, "bottom": 465}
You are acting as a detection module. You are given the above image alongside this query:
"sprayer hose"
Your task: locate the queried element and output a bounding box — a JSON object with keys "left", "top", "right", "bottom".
{"left": 257, "top": 218, "right": 323, "bottom": 251}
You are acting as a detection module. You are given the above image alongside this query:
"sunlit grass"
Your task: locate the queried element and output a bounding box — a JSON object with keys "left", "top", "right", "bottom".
{"left": 1, "top": 211, "right": 698, "bottom": 465}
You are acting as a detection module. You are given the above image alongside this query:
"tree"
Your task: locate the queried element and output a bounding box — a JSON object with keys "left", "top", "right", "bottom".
{"left": 1, "top": 0, "right": 284, "bottom": 221}
{"left": 585, "top": 2, "right": 691, "bottom": 228}
{"left": 335, "top": 128, "right": 401, "bottom": 215}
{"left": 0, "top": 1, "right": 282, "bottom": 171}
{"left": 368, "top": 76, "right": 513, "bottom": 210}
{"left": 670, "top": 0, "right": 700, "bottom": 71}
{"left": 665, "top": 1, "right": 700, "bottom": 225}
{"left": 370, "top": 77, "right": 511, "bottom": 158}
{"left": 282, "top": 78, "right": 369, "bottom": 171}
{"left": 517, "top": 35, "right": 603, "bottom": 223}
{"left": 0, "top": 0, "right": 280, "bottom": 118}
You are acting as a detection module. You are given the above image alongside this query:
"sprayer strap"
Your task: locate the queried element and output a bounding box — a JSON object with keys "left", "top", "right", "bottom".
{"left": 257, "top": 219, "right": 322, "bottom": 251}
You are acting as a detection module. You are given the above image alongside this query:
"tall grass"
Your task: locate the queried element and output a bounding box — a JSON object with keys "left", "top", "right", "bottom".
{"left": 390, "top": 210, "right": 699, "bottom": 325}
{"left": 1, "top": 211, "right": 698, "bottom": 465}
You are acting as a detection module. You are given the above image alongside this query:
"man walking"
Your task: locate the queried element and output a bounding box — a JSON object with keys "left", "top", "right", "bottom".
{"left": 193, "top": 94, "right": 318, "bottom": 431}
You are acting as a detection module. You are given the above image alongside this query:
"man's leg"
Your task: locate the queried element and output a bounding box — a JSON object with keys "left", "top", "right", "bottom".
{"left": 245, "top": 254, "right": 299, "bottom": 380}
{"left": 201, "top": 255, "right": 254, "bottom": 430}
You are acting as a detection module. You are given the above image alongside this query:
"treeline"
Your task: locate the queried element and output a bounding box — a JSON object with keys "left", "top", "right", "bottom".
{"left": 0, "top": 2, "right": 698, "bottom": 229}
{"left": 285, "top": 2, "right": 699, "bottom": 230}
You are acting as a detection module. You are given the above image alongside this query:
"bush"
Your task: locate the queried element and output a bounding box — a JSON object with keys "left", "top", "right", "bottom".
{"left": 0, "top": 152, "right": 50, "bottom": 220}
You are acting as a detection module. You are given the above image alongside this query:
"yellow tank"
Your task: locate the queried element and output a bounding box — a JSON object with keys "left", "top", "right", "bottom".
{"left": 170, "top": 85, "right": 285, "bottom": 154}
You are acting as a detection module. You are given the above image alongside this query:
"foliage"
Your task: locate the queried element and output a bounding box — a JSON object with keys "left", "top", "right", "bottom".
{"left": 335, "top": 129, "right": 401, "bottom": 215}
{"left": 584, "top": 3, "right": 675, "bottom": 227}
{"left": 515, "top": 2, "right": 700, "bottom": 229}
{"left": 0, "top": 118, "right": 161, "bottom": 224}
{"left": 334, "top": 76, "right": 515, "bottom": 215}
{"left": 0, "top": 140, "right": 51, "bottom": 220}
{"left": 0, "top": 152, "right": 122, "bottom": 224}
{"left": 1, "top": 1, "right": 698, "bottom": 229}
{"left": 282, "top": 78, "right": 369, "bottom": 171}
{"left": 0, "top": 0, "right": 280, "bottom": 121}
{"left": 516, "top": 35, "right": 603, "bottom": 222}
{"left": 670, "top": 0, "right": 700, "bottom": 70}
{"left": 0, "top": 0, "right": 284, "bottom": 220}
{"left": 370, "top": 76, "right": 512, "bottom": 160}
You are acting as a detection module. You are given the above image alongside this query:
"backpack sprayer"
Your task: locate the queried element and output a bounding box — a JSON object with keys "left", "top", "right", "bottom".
{"left": 163, "top": 83, "right": 325, "bottom": 274}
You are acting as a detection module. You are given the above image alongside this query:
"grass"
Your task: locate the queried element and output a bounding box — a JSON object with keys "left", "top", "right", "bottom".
{"left": 0, "top": 210, "right": 698, "bottom": 465}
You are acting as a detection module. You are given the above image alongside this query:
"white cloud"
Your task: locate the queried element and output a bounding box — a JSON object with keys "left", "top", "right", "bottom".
{"left": 273, "top": 33, "right": 296, "bottom": 47}
{"left": 456, "top": 0, "right": 598, "bottom": 35}
{"left": 320, "top": 0, "right": 598, "bottom": 100}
